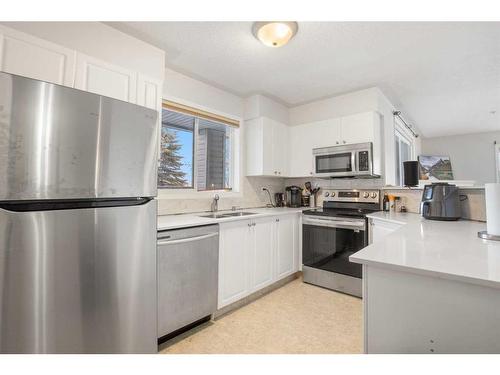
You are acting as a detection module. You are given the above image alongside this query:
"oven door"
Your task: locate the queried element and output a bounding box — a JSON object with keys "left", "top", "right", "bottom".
{"left": 312, "top": 149, "right": 355, "bottom": 177}
{"left": 302, "top": 216, "right": 367, "bottom": 279}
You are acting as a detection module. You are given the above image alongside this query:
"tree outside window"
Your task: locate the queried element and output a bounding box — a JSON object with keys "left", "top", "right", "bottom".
{"left": 158, "top": 108, "right": 235, "bottom": 191}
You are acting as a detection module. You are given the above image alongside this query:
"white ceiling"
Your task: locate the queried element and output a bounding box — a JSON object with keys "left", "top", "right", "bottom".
{"left": 107, "top": 22, "right": 500, "bottom": 138}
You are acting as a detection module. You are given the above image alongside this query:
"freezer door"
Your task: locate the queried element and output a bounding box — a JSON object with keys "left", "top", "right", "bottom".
{"left": 0, "top": 200, "right": 157, "bottom": 353}
{"left": 0, "top": 72, "right": 158, "bottom": 200}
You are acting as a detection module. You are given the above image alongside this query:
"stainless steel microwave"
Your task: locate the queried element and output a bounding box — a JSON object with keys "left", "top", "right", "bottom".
{"left": 312, "top": 142, "right": 379, "bottom": 178}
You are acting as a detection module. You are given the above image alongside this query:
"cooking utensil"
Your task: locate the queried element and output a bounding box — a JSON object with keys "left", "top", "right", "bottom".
{"left": 305, "top": 181, "right": 312, "bottom": 194}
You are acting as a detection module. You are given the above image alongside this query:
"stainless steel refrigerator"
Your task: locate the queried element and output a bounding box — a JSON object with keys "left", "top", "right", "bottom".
{"left": 0, "top": 72, "right": 158, "bottom": 353}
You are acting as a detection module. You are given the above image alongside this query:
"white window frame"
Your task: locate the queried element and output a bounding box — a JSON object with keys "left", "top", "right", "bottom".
{"left": 394, "top": 117, "right": 416, "bottom": 187}
{"left": 495, "top": 141, "right": 500, "bottom": 183}
{"left": 157, "top": 99, "right": 242, "bottom": 200}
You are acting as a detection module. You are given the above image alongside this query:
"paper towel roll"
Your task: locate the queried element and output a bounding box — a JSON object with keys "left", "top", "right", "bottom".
{"left": 486, "top": 183, "right": 500, "bottom": 236}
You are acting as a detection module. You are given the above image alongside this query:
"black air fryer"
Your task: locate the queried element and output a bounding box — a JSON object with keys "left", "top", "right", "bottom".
{"left": 285, "top": 186, "right": 302, "bottom": 207}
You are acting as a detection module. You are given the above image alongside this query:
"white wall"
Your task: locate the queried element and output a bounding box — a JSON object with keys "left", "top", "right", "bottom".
{"left": 164, "top": 67, "right": 243, "bottom": 120}
{"left": 244, "top": 94, "right": 289, "bottom": 124}
{"left": 1, "top": 22, "right": 165, "bottom": 80}
{"left": 289, "top": 88, "right": 380, "bottom": 125}
{"left": 421, "top": 131, "right": 500, "bottom": 185}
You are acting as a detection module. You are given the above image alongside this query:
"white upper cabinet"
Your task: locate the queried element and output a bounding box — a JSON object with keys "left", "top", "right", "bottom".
{"left": 245, "top": 117, "right": 289, "bottom": 177}
{"left": 0, "top": 24, "right": 163, "bottom": 109}
{"left": 74, "top": 53, "right": 137, "bottom": 103}
{"left": 288, "top": 111, "right": 381, "bottom": 177}
{"left": 137, "top": 74, "right": 162, "bottom": 111}
{"left": 340, "top": 111, "right": 380, "bottom": 145}
{"left": 0, "top": 25, "right": 75, "bottom": 86}
{"left": 271, "top": 120, "right": 288, "bottom": 177}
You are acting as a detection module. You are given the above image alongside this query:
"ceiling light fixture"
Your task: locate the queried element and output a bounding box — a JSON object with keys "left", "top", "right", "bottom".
{"left": 252, "top": 21, "right": 298, "bottom": 48}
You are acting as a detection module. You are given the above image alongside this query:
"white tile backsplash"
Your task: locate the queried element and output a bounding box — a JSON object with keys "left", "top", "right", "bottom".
{"left": 158, "top": 174, "right": 486, "bottom": 222}
{"left": 157, "top": 176, "right": 285, "bottom": 215}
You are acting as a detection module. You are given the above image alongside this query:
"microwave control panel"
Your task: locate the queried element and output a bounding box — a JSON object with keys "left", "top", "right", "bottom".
{"left": 358, "top": 151, "right": 370, "bottom": 171}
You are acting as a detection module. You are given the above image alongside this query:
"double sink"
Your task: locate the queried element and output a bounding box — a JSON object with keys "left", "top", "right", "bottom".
{"left": 199, "top": 211, "right": 257, "bottom": 219}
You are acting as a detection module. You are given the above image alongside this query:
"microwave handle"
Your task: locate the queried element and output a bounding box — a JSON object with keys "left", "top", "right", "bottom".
{"left": 353, "top": 151, "right": 357, "bottom": 173}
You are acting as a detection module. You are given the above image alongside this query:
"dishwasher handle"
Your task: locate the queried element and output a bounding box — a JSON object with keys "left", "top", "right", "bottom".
{"left": 157, "top": 232, "right": 218, "bottom": 246}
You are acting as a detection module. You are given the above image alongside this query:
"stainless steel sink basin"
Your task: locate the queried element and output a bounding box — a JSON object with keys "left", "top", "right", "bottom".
{"left": 199, "top": 213, "right": 228, "bottom": 219}
{"left": 221, "top": 212, "right": 256, "bottom": 217}
{"left": 199, "top": 212, "right": 257, "bottom": 219}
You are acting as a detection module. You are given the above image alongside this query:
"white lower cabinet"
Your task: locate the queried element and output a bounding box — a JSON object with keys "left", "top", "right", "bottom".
{"left": 218, "top": 213, "right": 300, "bottom": 309}
{"left": 275, "top": 214, "right": 297, "bottom": 279}
{"left": 218, "top": 219, "right": 252, "bottom": 308}
{"left": 369, "top": 218, "right": 403, "bottom": 244}
{"left": 250, "top": 216, "right": 275, "bottom": 292}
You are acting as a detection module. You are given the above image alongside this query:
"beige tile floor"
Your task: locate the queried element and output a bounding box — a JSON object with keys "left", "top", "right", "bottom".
{"left": 160, "top": 277, "right": 363, "bottom": 354}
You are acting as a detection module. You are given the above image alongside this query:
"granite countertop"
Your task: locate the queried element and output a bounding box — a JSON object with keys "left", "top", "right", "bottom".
{"left": 157, "top": 206, "right": 308, "bottom": 231}
{"left": 349, "top": 212, "right": 500, "bottom": 288}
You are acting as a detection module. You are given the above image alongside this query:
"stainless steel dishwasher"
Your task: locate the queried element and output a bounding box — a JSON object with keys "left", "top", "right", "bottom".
{"left": 157, "top": 224, "right": 219, "bottom": 340}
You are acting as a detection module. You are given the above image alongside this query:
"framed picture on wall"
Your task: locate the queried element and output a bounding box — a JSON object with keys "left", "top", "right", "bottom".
{"left": 418, "top": 155, "right": 454, "bottom": 181}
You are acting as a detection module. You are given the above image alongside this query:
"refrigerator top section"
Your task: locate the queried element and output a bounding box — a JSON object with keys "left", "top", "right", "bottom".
{"left": 0, "top": 72, "right": 158, "bottom": 201}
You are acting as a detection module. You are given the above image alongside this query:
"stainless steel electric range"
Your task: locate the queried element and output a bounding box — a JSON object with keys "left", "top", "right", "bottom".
{"left": 302, "top": 189, "right": 381, "bottom": 297}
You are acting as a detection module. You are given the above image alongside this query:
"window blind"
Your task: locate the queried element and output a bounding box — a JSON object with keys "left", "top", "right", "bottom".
{"left": 163, "top": 100, "right": 239, "bottom": 128}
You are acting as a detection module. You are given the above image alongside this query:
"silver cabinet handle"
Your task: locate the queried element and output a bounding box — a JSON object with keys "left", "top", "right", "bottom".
{"left": 252, "top": 223, "right": 256, "bottom": 226}
{"left": 276, "top": 218, "right": 280, "bottom": 222}
{"left": 158, "top": 232, "right": 218, "bottom": 246}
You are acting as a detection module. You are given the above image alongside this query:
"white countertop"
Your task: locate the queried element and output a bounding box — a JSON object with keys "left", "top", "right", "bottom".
{"left": 349, "top": 212, "right": 500, "bottom": 288}
{"left": 157, "top": 207, "right": 307, "bottom": 231}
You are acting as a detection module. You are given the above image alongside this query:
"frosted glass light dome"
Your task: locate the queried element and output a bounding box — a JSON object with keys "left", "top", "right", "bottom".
{"left": 252, "top": 22, "right": 298, "bottom": 48}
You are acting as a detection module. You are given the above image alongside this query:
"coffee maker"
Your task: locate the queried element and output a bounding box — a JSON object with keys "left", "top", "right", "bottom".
{"left": 274, "top": 192, "right": 286, "bottom": 207}
{"left": 285, "top": 186, "right": 302, "bottom": 207}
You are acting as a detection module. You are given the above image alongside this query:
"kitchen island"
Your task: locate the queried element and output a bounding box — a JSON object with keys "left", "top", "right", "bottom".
{"left": 350, "top": 212, "right": 500, "bottom": 354}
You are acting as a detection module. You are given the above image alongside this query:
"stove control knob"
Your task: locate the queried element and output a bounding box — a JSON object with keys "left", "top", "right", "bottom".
{"left": 371, "top": 192, "right": 378, "bottom": 199}
{"left": 324, "top": 192, "right": 330, "bottom": 197}
{"left": 330, "top": 192, "right": 335, "bottom": 197}
{"left": 363, "top": 192, "right": 370, "bottom": 198}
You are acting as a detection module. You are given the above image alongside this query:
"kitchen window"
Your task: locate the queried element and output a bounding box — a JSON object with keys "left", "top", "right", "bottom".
{"left": 394, "top": 118, "right": 415, "bottom": 186}
{"left": 158, "top": 101, "right": 238, "bottom": 191}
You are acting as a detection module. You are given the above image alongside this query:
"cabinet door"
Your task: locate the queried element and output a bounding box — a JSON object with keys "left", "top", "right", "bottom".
{"left": 250, "top": 216, "right": 274, "bottom": 292}
{"left": 340, "top": 112, "right": 376, "bottom": 145}
{"left": 289, "top": 124, "right": 314, "bottom": 177}
{"left": 310, "top": 118, "right": 342, "bottom": 148}
{"left": 288, "top": 118, "right": 341, "bottom": 177}
{"left": 275, "top": 215, "right": 297, "bottom": 279}
{"left": 75, "top": 53, "right": 137, "bottom": 103}
{"left": 137, "top": 75, "right": 162, "bottom": 160}
{"left": 0, "top": 25, "right": 75, "bottom": 86}
{"left": 370, "top": 219, "right": 402, "bottom": 244}
{"left": 218, "top": 220, "right": 251, "bottom": 308}
{"left": 137, "top": 74, "right": 162, "bottom": 110}
{"left": 261, "top": 118, "right": 275, "bottom": 176}
{"left": 271, "top": 119, "right": 288, "bottom": 176}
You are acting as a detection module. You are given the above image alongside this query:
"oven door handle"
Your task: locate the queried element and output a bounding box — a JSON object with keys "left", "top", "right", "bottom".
{"left": 302, "top": 217, "right": 365, "bottom": 230}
